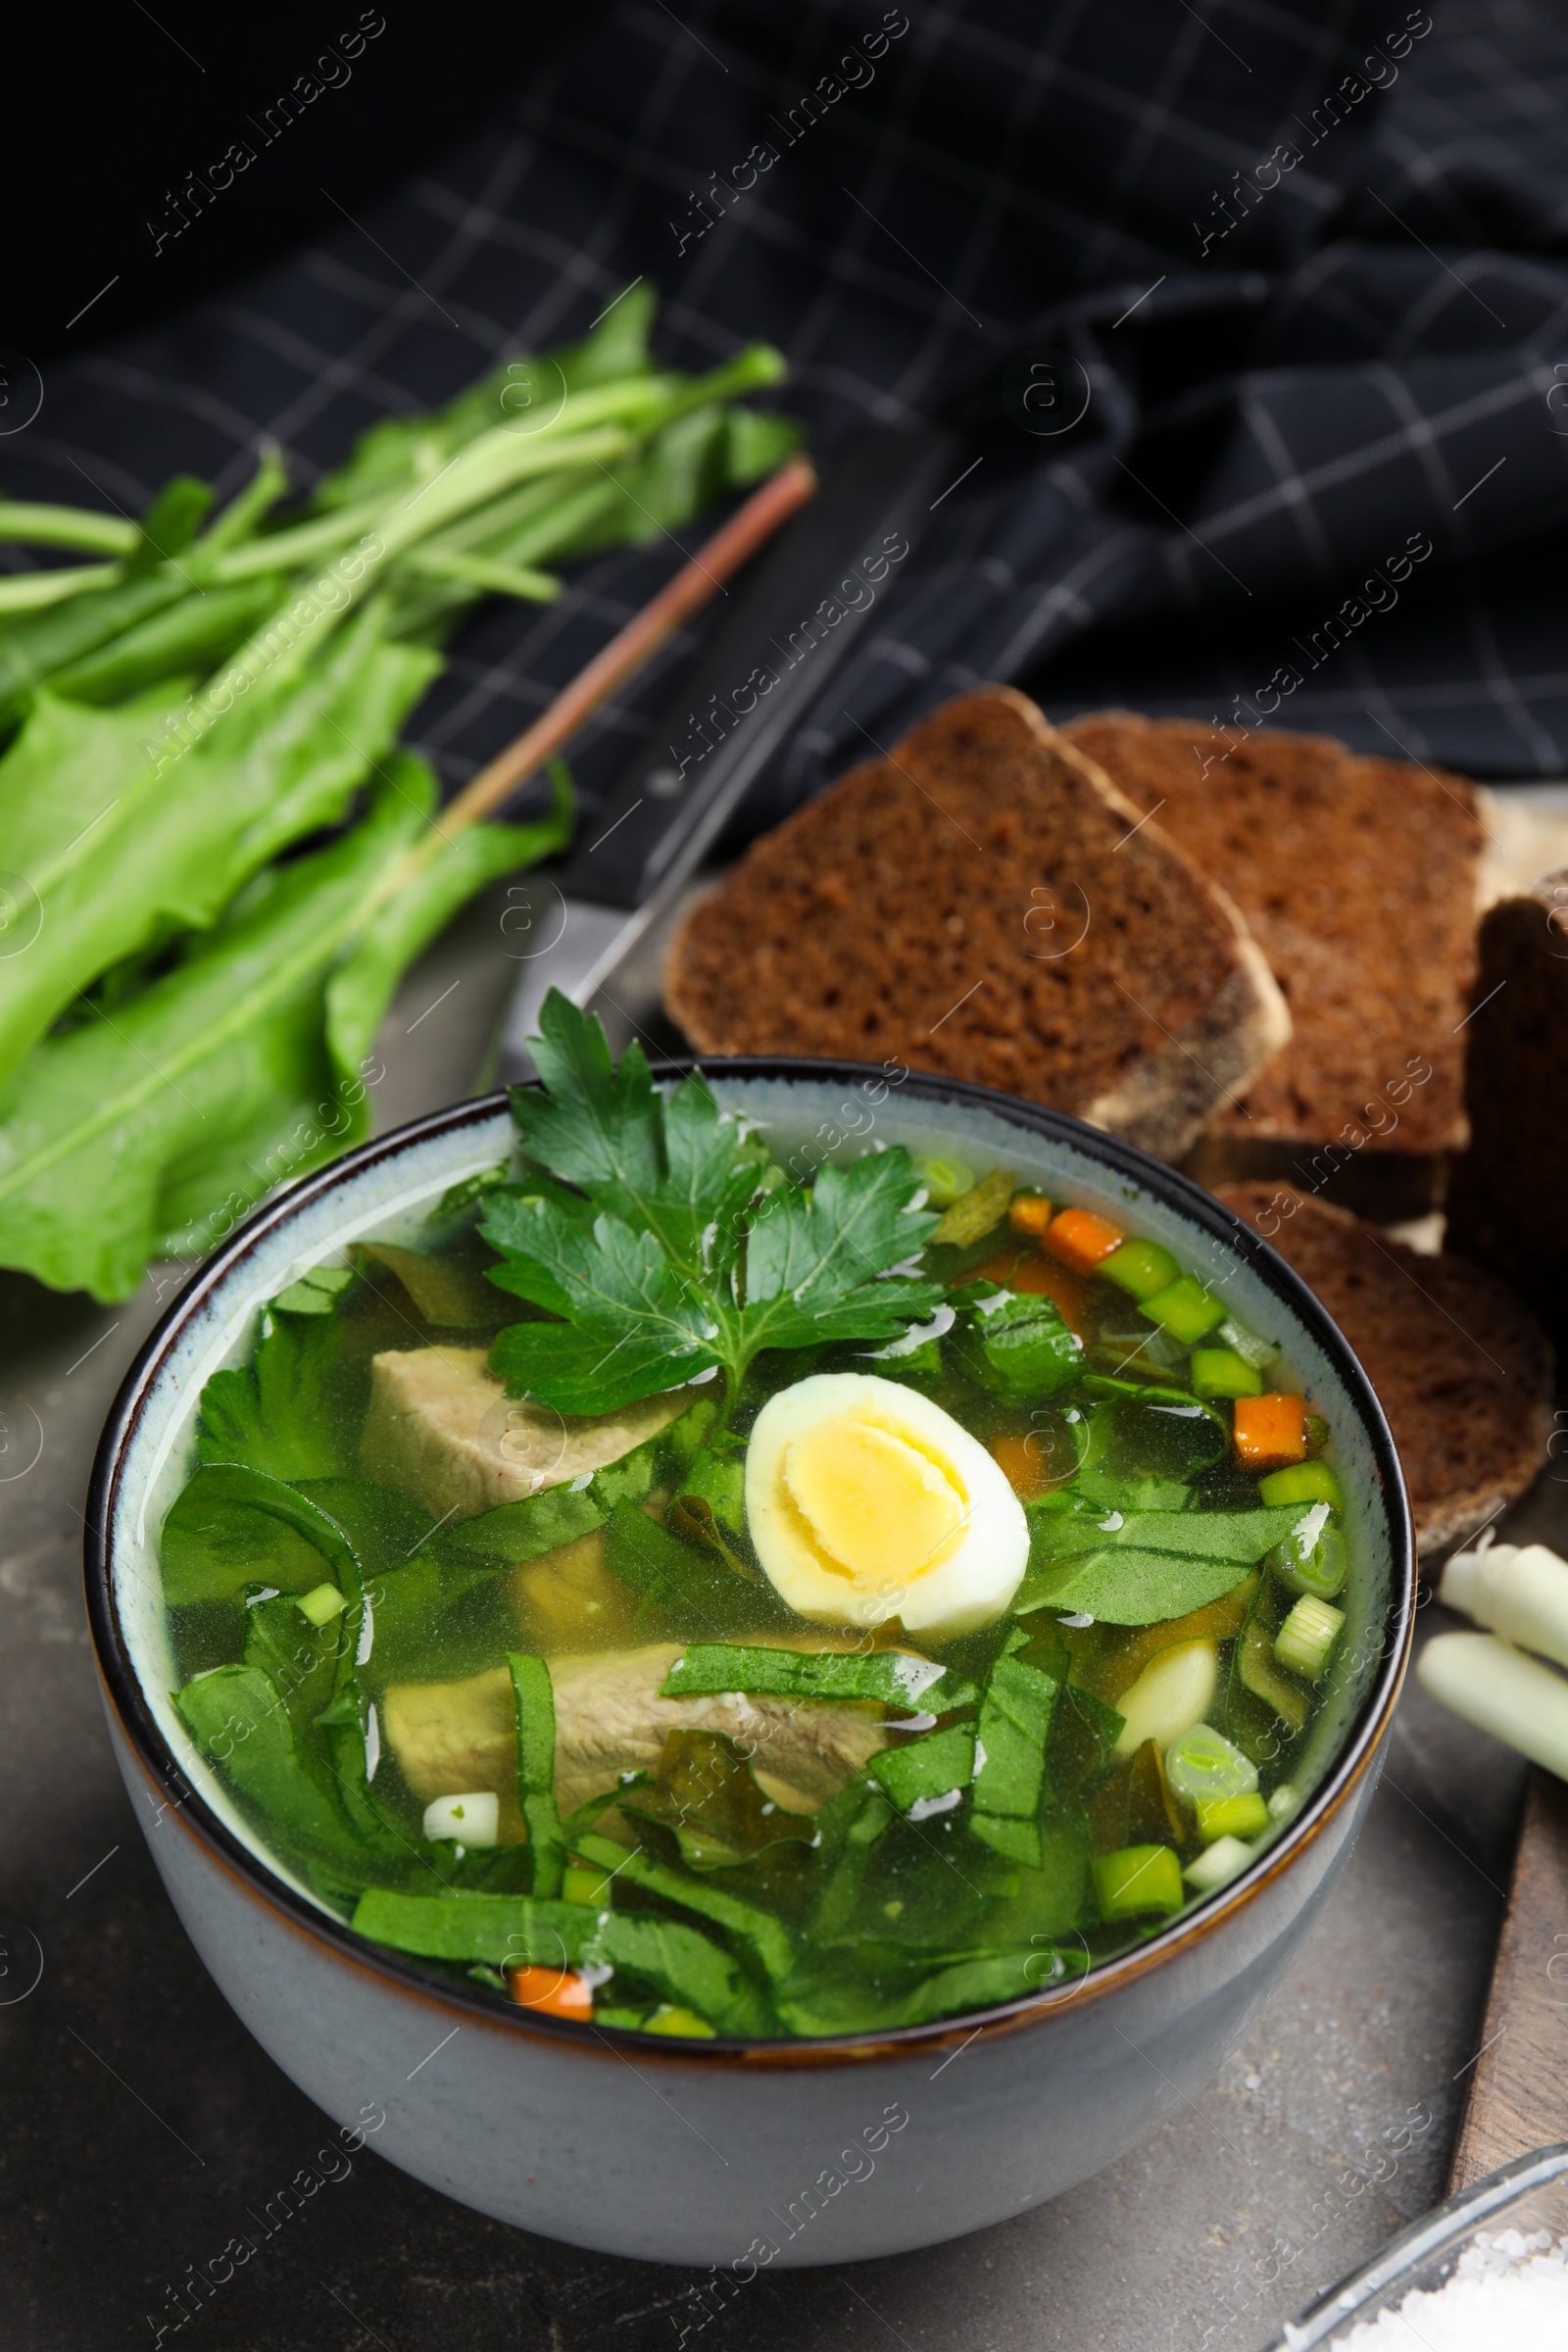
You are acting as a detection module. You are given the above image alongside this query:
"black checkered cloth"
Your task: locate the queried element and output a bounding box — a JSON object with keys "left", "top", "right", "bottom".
{"left": 5, "top": 0, "right": 1566, "bottom": 841}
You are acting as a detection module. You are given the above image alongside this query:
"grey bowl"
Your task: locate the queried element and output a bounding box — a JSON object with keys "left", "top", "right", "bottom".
{"left": 85, "top": 1061, "right": 1414, "bottom": 2264}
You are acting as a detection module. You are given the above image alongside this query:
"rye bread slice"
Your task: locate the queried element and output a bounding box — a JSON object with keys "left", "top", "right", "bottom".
{"left": 1217, "top": 1180, "right": 1554, "bottom": 1556}
{"left": 1063, "top": 713, "right": 1483, "bottom": 1195}
{"left": 664, "top": 687, "right": 1289, "bottom": 1161}
{"left": 1446, "top": 866, "right": 1568, "bottom": 1353}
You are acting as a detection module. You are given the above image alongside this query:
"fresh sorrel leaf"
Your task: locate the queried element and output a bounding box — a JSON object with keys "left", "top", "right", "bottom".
{"left": 661, "top": 1643, "right": 977, "bottom": 1712}
{"left": 1017, "top": 1547, "right": 1260, "bottom": 1626}
{"left": 0, "top": 760, "right": 568, "bottom": 1299}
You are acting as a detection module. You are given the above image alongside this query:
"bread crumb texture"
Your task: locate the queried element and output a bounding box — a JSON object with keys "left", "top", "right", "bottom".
{"left": 665, "top": 688, "right": 1248, "bottom": 1114}
{"left": 1065, "top": 713, "right": 1483, "bottom": 1153}
{"left": 1217, "top": 1181, "right": 1553, "bottom": 1554}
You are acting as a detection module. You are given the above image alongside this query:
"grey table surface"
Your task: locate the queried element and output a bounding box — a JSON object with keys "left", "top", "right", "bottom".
{"left": 2, "top": 880, "right": 1557, "bottom": 2352}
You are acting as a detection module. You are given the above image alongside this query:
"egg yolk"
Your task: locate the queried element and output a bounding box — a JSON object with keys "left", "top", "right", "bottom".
{"left": 780, "top": 1418, "right": 967, "bottom": 1584}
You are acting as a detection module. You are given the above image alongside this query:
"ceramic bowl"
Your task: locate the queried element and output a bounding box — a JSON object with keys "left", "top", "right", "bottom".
{"left": 85, "top": 1062, "right": 1414, "bottom": 2267}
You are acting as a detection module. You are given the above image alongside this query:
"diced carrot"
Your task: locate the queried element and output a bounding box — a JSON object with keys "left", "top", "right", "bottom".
{"left": 508, "top": 1965, "right": 594, "bottom": 2022}
{"left": 992, "top": 1432, "right": 1054, "bottom": 1501}
{"left": 1007, "top": 1192, "right": 1054, "bottom": 1238}
{"left": 1232, "top": 1393, "right": 1308, "bottom": 1473}
{"left": 1045, "top": 1205, "right": 1125, "bottom": 1273}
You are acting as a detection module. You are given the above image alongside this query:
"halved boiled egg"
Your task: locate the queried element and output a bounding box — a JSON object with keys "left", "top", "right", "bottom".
{"left": 745, "top": 1372, "right": 1029, "bottom": 1639}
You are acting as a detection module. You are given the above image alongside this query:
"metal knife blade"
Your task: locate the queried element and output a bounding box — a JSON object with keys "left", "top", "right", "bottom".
{"left": 495, "top": 419, "right": 956, "bottom": 1081}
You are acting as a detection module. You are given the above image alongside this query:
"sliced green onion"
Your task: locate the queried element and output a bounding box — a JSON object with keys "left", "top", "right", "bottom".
{"left": 1165, "top": 1722, "right": 1259, "bottom": 1803}
{"left": 1189, "top": 1348, "right": 1263, "bottom": 1399}
{"left": 1274, "top": 1594, "right": 1345, "bottom": 1681}
{"left": 1092, "top": 1844, "right": 1184, "bottom": 1920}
{"left": 1140, "top": 1276, "right": 1226, "bottom": 1345}
{"left": 1195, "top": 1791, "right": 1269, "bottom": 1842}
{"left": 296, "top": 1582, "right": 346, "bottom": 1625}
{"left": 643, "top": 2005, "right": 717, "bottom": 2037}
{"left": 914, "top": 1153, "right": 974, "bottom": 1209}
{"left": 1257, "top": 1460, "right": 1345, "bottom": 1512}
{"left": 562, "top": 1861, "right": 615, "bottom": 1908}
{"left": 421, "top": 1791, "right": 500, "bottom": 1846}
{"left": 1238, "top": 1617, "right": 1309, "bottom": 1730}
{"left": 1101, "top": 1238, "right": 1180, "bottom": 1301}
{"left": 1216, "top": 1313, "right": 1278, "bottom": 1370}
{"left": 1184, "top": 1835, "right": 1252, "bottom": 1891}
{"left": 1269, "top": 1511, "right": 1347, "bottom": 1600}
{"left": 1305, "top": 1413, "right": 1330, "bottom": 1449}
{"left": 1267, "top": 1783, "right": 1298, "bottom": 1822}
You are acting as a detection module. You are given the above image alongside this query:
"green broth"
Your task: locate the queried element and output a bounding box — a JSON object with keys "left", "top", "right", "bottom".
{"left": 157, "top": 1018, "right": 1379, "bottom": 2038}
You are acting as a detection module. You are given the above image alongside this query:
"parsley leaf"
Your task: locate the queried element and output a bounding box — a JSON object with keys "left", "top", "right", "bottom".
{"left": 482, "top": 993, "right": 944, "bottom": 1417}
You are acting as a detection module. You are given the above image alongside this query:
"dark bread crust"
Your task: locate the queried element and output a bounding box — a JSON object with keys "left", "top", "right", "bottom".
{"left": 1446, "top": 867, "right": 1568, "bottom": 1351}
{"left": 1217, "top": 1180, "right": 1554, "bottom": 1557}
{"left": 664, "top": 688, "right": 1289, "bottom": 1160}
{"left": 1064, "top": 712, "right": 1483, "bottom": 1154}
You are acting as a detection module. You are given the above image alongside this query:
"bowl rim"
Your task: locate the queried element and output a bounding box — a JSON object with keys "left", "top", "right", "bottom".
{"left": 84, "top": 1055, "right": 1415, "bottom": 2067}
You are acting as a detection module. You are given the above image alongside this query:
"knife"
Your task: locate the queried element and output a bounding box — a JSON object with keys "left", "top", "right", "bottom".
{"left": 495, "top": 420, "right": 956, "bottom": 1080}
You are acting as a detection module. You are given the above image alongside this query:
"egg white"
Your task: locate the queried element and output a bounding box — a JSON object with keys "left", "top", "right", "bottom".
{"left": 744, "top": 1371, "right": 1029, "bottom": 1639}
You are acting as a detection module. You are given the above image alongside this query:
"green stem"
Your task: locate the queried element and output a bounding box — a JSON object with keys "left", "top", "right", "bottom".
{"left": 406, "top": 549, "right": 560, "bottom": 602}
{"left": 0, "top": 563, "right": 120, "bottom": 615}
{"left": 0, "top": 503, "right": 138, "bottom": 556}
{"left": 210, "top": 494, "right": 391, "bottom": 581}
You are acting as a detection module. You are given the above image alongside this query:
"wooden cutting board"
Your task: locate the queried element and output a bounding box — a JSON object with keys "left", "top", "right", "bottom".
{"left": 1448, "top": 1767, "right": 1568, "bottom": 2186}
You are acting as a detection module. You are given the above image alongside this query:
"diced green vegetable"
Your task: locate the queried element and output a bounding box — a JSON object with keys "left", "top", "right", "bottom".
{"left": 964, "top": 1288, "right": 1084, "bottom": 1403}
{"left": 1274, "top": 1595, "right": 1345, "bottom": 1681}
{"left": 1268, "top": 1506, "right": 1347, "bottom": 1599}
{"left": 869, "top": 1725, "right": 976, "bottom": 1815}
{"left": 1258, "top": 1461, "right": 1345, "bottom": 1512}
{"left": 1236, "top": 1616, "right": 1309, "bottom": 1733}
{"left": 660, "top": 1642, "right": 976, "bottom": 1712}
{"left": 929, "top": 1166, "right": 1013, "bottom": 1247}
{"left": 1164, "top": 1723, "right": 1258, "bottom": 1804}
{"left": 643, "top": 2006, "right": 717, "bottom": 2037}
{"left": 1195, "top": 1792, "right": 1269, "bottom": 1841}
{"left": 1140, "top": 1277, "right": 1226, "bottom": 1345}
{"left": 562, "top": 1859, "right": 615, "bottom": 1909}
{"left": 1092, "top": 1844, "right": 1184, "bottom": 1920}
{"left": 506, "top": 1653, "right": 565, "bottom": 1898}
{"left": 1216, "top": 1313, "right": 1277, "bottom": 1370}
{"left": 914, "top": 1154, "right": 974, "bottom": 1209}
{"left": 296, "top": 1583, "right": 346, "bottom": 1627}
{"left": 1184, "top": 1835, "right": 1253, "bottom": 1892}
{"left": 1189, "top": 1348, "right": 1263, "bottom": 1399}
{"left": 1100, "top": 1238, "right": 1180, "bottom": 1301}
